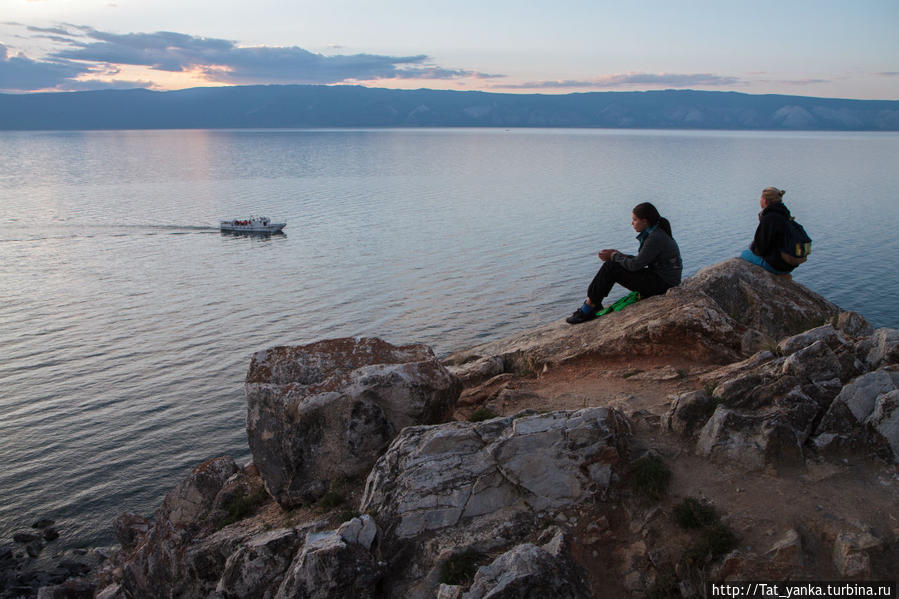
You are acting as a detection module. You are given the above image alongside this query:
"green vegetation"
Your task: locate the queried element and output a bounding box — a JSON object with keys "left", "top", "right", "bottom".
{"left": 468, "top": 408, "right": 498, "bottom": 422}
{"left": 317, "top": 490, "right": 345, "bottom": 511}
{"left": 439, "top": 549, "right": 485, "bottom": 586}
{"left": 684, "top": 522, "right": 740, "bottom": 564}
{"left": 673, "top": 497, "right": 718, "bottom": 529}
{"left": 218, "top": 485, "right": 269, "bottom": 528}
{"left": 672, "top": 497, "right": 740, "bottom": 566}
{"left": 630, "top": 454, "right": 672, "bottom": 501}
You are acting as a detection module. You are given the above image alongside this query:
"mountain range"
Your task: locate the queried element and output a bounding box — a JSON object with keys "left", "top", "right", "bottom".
{"left": 1, "top": 85, "right": 898, "bottom": 130}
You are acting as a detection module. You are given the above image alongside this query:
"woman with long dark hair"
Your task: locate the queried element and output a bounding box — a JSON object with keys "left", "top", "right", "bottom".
{"left": 566, "top": 202, "right": 683, "bottom": 324}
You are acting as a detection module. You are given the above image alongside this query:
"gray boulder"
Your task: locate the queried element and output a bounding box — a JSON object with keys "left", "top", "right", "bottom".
{"left": 868, "top": 389, "right": 899, "bottom": 460}
{"left": 461, "top": 530, "right": 590, "bottom": 599}
{"left": 865, "top": 328, "right": 899, "bottom": 369}
{"left": 446, "top": 355, "right": 505, "bottom": 387}
{"left": 836, "top": 311, "right": 874, "bottom": 338}
{"left": 822, "top": 368, "right": 899, "bottom": 424}
{"left": 696, "top": 406, "right": 805, "bottom": 471}
{"left": 445, "top": 259, "right": 839, "bottom": 376}
{"left": 777, "top": 325, "right": 850, "bottom": 356}
{"left": 159, "top": 456, "right": 239, "bottom": 529}
{"left": 118, "top": 457, "right": 262, "bottom": 599}
{"left": 662, "top": 390, "right": 717, "bottom": 438}
{"left": 274, "top": 529, "right": 382, "bottom": 599}
{"left": 781, "top": 340, "right": 842, "bottom": 383}
{"left": 814, "top": 368, "right": 899, "bottom": 462}
{"left": 113, "top": 513, "right": 149, "bottom": 551}
{"left": 361, "top": 408, "right": 625, "bottom": 543}
{"left": 215, "top": 528, "right": 303, "bottom": 598}
{"left": 246, "top": 337, "right": 461, "bottom": 507}
{"left": 680, "top": 259, "right": 839, "bottom": 342}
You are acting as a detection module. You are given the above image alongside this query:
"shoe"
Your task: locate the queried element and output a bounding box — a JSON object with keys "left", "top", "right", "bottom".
{"left": 566, "top": 309, "right": 596, "bottom": 325}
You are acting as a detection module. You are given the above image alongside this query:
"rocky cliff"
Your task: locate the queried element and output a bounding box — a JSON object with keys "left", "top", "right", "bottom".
{"left": 28, "top": 259, "right": 897, "bottom": 599}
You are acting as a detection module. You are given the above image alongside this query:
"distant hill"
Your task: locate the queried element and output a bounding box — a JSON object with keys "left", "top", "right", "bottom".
{"left": 1, "top": 85, "right": 898, "bottom": 130}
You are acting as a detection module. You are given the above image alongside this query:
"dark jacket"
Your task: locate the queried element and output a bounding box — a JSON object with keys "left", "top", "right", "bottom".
{"left": 613, "top": 225, "right": 683, "bottom": 286}
{"left": 750, "top": 202, "right": 794, "bottom": 272}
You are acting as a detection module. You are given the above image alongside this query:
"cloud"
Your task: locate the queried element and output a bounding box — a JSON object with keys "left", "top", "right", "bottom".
{"left": 779, "top": 79, "right": 830, "bottom": 86}
{"left": 39, "top": 27, "right": 499, "bottom": 85}
{"left": 392, "top": 66, "right": 504, "bottom": 81}
{"left": 877, "top": 72, "right": 899, "bottom": 77}
{"left": 64, "top": 78, "right": 154, "bottom": 91}
{"left": 495, "top": 72, "right": 742, "bottom": 90}
{"left": 27, "top": 25, "right": 78, "bottom": 36}
{"left": 0, "top": 25, "right": 501, "bottom": 91}
{"left": 0, "top": 43, "right": 94, "bottom": 91}
{"left": 751, "top": 77, "right": 831, "bottom": 88}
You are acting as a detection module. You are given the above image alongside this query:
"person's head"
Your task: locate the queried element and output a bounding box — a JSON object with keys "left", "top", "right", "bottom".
{"left": 760, "top": 187, "right": 785, "bottom": 209}
{"left": 632, "top": 202, "right": 672, "bottom": 237}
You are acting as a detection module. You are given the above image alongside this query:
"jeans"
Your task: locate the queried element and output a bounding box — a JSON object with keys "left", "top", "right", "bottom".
{"left": 739, "top": 248, "right": 790, "bottom": 275}
{"left": 587, "top": 261, "right": 673, "bottom": 306}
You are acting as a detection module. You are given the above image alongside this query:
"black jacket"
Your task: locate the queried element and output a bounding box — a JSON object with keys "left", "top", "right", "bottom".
{"left": 750, "top": 202, "right": 794, "bottom": 272}
{"left": 613, "top": 226, "right": 683, "bottom": 286}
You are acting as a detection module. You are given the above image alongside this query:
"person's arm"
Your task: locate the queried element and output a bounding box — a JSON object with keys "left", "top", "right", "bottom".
{"left": 752, "top": 214, "right": 780, "bottom": 256}
{"left": 598, "top": 249, "right": 617, "bottom": 261}
{"left": 612, "top": 231, "right": 663, "bottom": 271}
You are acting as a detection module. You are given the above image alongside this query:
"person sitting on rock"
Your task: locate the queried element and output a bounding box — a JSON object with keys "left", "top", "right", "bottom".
{"left": 566, "top": 202, "right": 683, "bottom": 325}
{"left": 740, "top": 186, "right": 797, "bottom": 275}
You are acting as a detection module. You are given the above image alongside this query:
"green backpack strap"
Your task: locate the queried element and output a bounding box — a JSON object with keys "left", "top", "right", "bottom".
{"left": 596, "top": 291, "right": 642, "bottom": 316}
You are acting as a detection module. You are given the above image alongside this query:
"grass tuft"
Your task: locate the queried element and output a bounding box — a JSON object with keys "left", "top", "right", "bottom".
{"left": 439, "top": 549, "right": 485, "bottom": 586}
{"left": 630, "top": 453, "right": 672, "bottom": 501}
{"left": 683, "top": 522, "right": 740, "bottom": 564}
{"left": 218, "top": 485, "right": 269, "bottom": 527}
{"left": 317, "top": 490, "right": 344, "bottom": 511}
{"left": 468, "top": 408, "right": 498, "bottom": 422}
{"left": 673, "top": 497, "right": 718, "bottom": 529}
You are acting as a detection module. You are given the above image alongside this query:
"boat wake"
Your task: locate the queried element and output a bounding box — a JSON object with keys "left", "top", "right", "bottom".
{"left": 142, "top": 224, "right": 221, "bottom": 233}
{"left": 0, "top": 224, "right": 222, "bottom": 243}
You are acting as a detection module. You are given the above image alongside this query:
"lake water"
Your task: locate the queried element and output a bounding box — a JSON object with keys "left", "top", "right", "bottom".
{"left": 1, "top": 128, "right": 898, "bottom": 549}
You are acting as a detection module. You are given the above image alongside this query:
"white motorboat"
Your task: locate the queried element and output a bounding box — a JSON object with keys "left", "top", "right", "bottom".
{"left": 220, "top": 216, "right": 286, "bottom": 233}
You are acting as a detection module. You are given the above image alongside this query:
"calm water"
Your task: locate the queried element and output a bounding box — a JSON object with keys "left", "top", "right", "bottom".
{"left": 1, "top": 128, "right": 898, "bottom": 548}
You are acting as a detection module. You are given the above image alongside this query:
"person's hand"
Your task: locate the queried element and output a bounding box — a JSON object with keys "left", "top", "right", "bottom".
{"left": 598, "top": 249, "right": 617, "bottom": 261}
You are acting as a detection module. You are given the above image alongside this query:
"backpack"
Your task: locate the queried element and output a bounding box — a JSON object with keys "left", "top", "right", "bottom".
{"left": 780, "top": 218, "right": 812, "bottom": 266}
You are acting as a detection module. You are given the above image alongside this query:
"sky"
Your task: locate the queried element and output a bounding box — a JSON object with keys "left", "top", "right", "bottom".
{"left": 1, "top": 0, "right": 897, "bottom": 99}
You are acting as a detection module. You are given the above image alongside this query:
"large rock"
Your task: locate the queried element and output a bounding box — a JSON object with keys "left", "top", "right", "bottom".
{"left": 445, "top": 259, "right": 839, "bottom": 376}
{"left": 361, "top": 408, "right": 625, "bottom": 542}
{"left": 158, "top": 457, "right": 239, "bottom": 528}
{"left": 118, "top": 459, "right": 266, "bottom": 599}
{"left": 696, "top": 406, "right": 806, "bottom": 471}
{"left": 662, "top": 390, "right": 717, "bottom": 438}
{"left": 358, "top": 408, "right": 625, "bottom": 598}
{"left": 865, "top": 328, "right": 899, "bottom": 369}
{"left": 113, "top": 513, "right": 149, "bottom": 551}
{"left": 274, "top": 528, "right": 382, "bottom": 599}
{"left": 777, "top": 324, "right": 850, "bottom": 356}
{"left": 836, "top": 311, "right": 874, "bottom": 338}
{"left": 460, "top": 530, "right": 590, "bottom": 599}
{"left": 215, "top": 528, "right": 303, "bottom": 598}
{"left": 246, "top": 337, "right": 461, "bottom": 507}
{"left": 868, "top": 390, "right": 899, "bottom": 460}
{"left": 814, "top": 368, "right": 899, "bottom": 462}
{"left": 781, "top": 340, "right": 842, "bottom": 384}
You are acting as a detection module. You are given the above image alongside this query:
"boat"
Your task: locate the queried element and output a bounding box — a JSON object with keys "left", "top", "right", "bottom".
{"left": 220, "top": 216, "right": 286, "bottom": 233}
